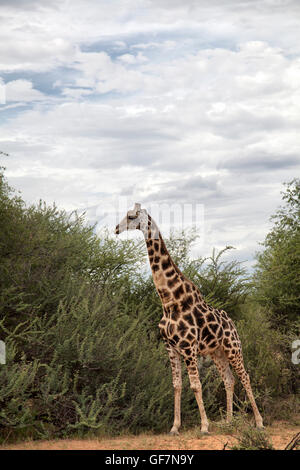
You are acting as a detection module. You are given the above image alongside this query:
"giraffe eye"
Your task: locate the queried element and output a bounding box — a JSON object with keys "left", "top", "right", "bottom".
{"left": 128, "top": 214, "right": 137, "bottom": 220}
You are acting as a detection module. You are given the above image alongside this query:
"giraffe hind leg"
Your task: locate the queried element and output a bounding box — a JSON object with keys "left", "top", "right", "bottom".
{"left": 226, "top": 349, "right": 264, "bottom": 429}
{"left": 211, "top": 348, "right": 235, "bottom": 423}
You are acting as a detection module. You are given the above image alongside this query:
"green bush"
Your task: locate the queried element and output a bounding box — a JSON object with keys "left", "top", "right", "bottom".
{"left": 230, "top": 426, "right": 274, "bottom": 450}
{"left": 0, "top": 286, "right": 198, "bottom": 441}
{"left": 235, "top": 304, "right": 297, "bottom": 421}
{"left": 254, "top": 179, "right": 300, "bottom": 328}
{"left": 0, "top": 168, "right": 298, "bottom": 443}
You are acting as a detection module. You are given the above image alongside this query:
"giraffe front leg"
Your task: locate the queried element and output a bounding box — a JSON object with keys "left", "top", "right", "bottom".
{"left": 166, "top": 345, "right": 182, "bottom": 435}
{"left": 170, "top": 386, "right": 181, "bottom": 436}
{"left": 185, "top": 357, "right": 209, "bottom": 434}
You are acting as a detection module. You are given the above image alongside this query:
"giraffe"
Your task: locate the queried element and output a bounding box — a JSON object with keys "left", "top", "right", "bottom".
{"left": 115, "top": 203, "right": 263, "bottom": 434}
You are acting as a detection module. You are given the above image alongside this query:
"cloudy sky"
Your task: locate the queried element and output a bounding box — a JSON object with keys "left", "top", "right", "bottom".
{"left": 1, "top": 0, "right": 300, "bottom": 269}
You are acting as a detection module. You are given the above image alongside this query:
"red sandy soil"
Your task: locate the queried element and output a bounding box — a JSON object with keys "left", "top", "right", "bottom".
{"left": 1, "top": 419, "right": 299, "bottom": 450}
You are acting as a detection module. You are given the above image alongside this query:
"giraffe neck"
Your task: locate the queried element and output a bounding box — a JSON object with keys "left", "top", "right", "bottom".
{"left": 144, "top": 216, "right": 183, "bottom": 303}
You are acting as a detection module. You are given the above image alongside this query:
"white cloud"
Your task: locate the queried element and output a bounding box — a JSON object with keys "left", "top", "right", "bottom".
{"left": 117, "top": 52, "right": 148, "bottom": 64}
{"left": 0, "top": 30, "right": 74, "bottom": 72}
{"left": 131, "top": 40, "right": 177, "bottom": 50}
{"left": 61, "top": 87, "right": 93, "bottom": 99}
{"left": 1, "top": 0, "right": 300, "bottom": 268}
{"left": 5, "top": 79, "right": 45, "bottom": 102}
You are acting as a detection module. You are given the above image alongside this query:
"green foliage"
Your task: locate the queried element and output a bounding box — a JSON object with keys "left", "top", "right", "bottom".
{"left": 0, "top": 168, "right": 143, "bottom": 331}
{"left": 0, "top": 168, "right": 298, "bottom": 443}
{"left": 235, "top": 304, "right": 298, "bottom": 420}
{"left": 230, "top": 426, "right": 274, "bottom": 450}
{"left": 165, "top": 231, "right": 250, "bottom": 320}
{"left": 254, "top": 179, "right": 300, "bottom": 327}
{"left": 189, "top": 247, "right": 250, "bottom": 320}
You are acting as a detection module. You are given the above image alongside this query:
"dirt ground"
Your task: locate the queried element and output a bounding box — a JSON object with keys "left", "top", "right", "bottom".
{"left": 1, "top": 419, "right": 299, "bottom": 450}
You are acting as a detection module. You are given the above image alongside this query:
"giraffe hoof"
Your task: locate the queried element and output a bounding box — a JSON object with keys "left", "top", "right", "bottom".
{"left": 169, "top": 430, "right": 179, "bottom": 436}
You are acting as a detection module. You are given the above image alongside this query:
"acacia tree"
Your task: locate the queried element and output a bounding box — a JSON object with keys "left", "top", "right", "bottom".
{"left": 0, "top": 167, "right": 144, "bottom": 328}
{"left": 254, "top": 179, "right": 300, "bottom": 328}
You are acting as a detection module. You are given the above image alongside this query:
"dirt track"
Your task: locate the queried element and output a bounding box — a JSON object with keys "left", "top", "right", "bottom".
{"left": 1, "top": 419, "right": 299, "bottom": 450}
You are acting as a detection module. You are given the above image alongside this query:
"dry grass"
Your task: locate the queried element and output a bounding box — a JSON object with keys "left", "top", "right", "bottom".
{"left": 1, "top": 418, "right": 299, "bottom": 451}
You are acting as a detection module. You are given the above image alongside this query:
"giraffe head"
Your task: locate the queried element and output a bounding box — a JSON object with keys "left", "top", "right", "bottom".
{"left": 115, "top": 203, "right": 146, "bottom": 235}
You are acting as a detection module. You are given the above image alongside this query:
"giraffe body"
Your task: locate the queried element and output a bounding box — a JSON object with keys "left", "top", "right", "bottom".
{"left": 115, "top": 204, "right": 263, "bottom": 434}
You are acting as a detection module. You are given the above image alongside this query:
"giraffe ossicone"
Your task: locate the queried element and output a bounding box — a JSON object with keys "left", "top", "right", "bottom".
{"left": 115, "top": 203, "right": 263, "bottom": 434}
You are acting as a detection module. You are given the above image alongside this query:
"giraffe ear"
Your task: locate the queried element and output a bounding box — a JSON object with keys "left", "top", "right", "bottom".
{"left": 128, "top": 203, "right": 142, "bottom": 219}
{"left": 134, "top": 203, "right": 141, "bottom": 213}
